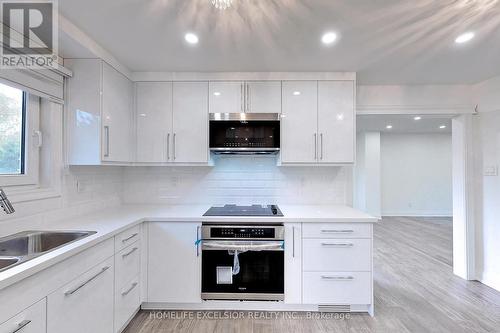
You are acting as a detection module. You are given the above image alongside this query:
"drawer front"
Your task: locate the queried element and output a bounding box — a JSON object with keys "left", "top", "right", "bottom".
{"left": 115, "top": 225, "right": 141, "bottom": 252}
{"left": 47, "top": 258, "right": 114, "bottom": 333}
{"left": 0, "top": 298, "right": 46, "bottom": 333}
{"left": 115, "top": 276, "right": 141, "bottom": 333}
{"left": 303, "top": 239, "right": 371, "bottom": 271}
{"left": 115, "top": 242, "right": 141, "bottom": 289}
{"left": 302, "top": 223, "right": 371, "bottom": 239}
{"left": 303, "top": 272, "right": 371, "bottom": 305}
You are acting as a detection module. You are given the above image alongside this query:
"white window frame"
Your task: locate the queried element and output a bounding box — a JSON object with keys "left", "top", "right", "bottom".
{"left": 0, "top": 91, "right": 40, "bottom": 187}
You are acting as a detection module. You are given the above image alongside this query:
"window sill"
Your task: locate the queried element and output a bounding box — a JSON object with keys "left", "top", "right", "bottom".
{"left": 5, "top": 187, "right": 61, "bottom": 203}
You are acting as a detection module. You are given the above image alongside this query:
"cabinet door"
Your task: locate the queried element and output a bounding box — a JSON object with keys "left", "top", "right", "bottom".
{"left": 318, "top": 81, "right": 355, "bottom": 163}
{"left": 47, "top": 258, "right": 114, "bottom": 333}
{"left": 284, "top": 223, "right": 302, "bottom": 304}
{"left": 102, "top": 62, "right": 133, "bottom": 162}
{"left": 172, "top": 82, "right": 208, "bottom": 163}
{"left": 148, "top": 222, "right": 201, "bottom": 303}
{"left": 136, "top": 82, "right": 173, "bottom": 162}
{"left": 281, "top": 81, "right": 318, "bottom": 163}
{"left": 209, "top": 81, "right": 244, "bottom": 113}
{"left": 0, "top": 299, "right": 46, "bottom": 333}
{"left": 246, "top": 81, "right": 281, "bottom": 113}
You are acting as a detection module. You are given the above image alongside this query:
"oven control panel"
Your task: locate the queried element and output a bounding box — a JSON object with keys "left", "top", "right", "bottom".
{"left": 211, "top": 227, "right": 275, "bottom": 239}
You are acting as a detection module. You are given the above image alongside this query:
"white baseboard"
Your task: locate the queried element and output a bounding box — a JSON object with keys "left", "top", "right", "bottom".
{"left": 479, "top": 271, "right": 500, "bottom": 292}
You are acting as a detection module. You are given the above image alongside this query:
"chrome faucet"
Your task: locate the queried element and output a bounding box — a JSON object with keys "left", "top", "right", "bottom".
{"left": 0, "top": 188, "right": 15, "bottom": 214}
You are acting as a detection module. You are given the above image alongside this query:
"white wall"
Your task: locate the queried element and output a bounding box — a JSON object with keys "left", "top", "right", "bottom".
{"left": 380, "top": 133, "right": 453, "bottom": 216}
{"left": 354, "top": 132, "right": 381, "bottom": 218}
{"left": 122, "top": 156, "right": 352, "bottom": 205}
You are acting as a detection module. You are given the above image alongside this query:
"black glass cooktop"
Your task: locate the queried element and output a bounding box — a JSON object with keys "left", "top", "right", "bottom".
{"left": 203, "top": 204, "right": 283, "bottom": 217}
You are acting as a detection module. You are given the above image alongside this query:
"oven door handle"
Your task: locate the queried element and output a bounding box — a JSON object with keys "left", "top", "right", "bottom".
{"left": 201, "top": 240, "right": 284, "bottom": 251}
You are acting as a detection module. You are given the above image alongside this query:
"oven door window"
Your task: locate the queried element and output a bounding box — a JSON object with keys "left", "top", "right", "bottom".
{"left": 202, "top": 250, "right": 284, "bottom": 294}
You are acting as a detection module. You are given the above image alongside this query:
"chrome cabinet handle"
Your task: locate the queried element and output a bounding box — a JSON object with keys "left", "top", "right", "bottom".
{"left": 11, "top": 320, "right": 32, "bottom": 333}
{"left": 121, "top": 282, "right": 138, "bottom": 296}
{"left": 64, "top": 266, "right": 110, "bottom": 296}
{"left": 320, "top": 229, "right": 354, "bottom": 233}
{"left": 321, "top": 275, "right": 354, "bottom": 280}
{"left": 173, "top": 133, "right": 176, "bottom": 160}
{"left": 241, "top": 83, "right": 244, "bottom": 112}
{"left": 196, "top": 225, "right": 200, "bottom": 257}
{"left": 122, "top": 247, "right": 138, "bottom": 258}
{"left": 314, "top": 133, "right": 317, "bottom": 160}
{"left": 292, "top": 226, "right": 295, "bottom": 258}
{"left": 122, "top": 233, "right": 138, "bottom": 243}
{"left": 247, "top": 83, "right": 251, "bottom": 111}
{"left": 321, "top": 242, "right": 354, "bottom": 247}
{"left": 320, "top": 133, "right": 323, "bottom": 160}
{"left": 104, "top": 126, "right": 110, "bottom": 157}
{"left": 166, "top": 133, "right": 170, "bottom": 160}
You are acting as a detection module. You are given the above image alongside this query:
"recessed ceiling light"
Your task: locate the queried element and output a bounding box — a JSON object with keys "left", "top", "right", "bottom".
{"left": 414, "top": 116, "right": 422, "bottom": 120}
{"left": 213, "top": 92, "right": 221, "bottom": 96}
{"left": 293, "top": 91, "right": 301, "bottom": 96}
{"left": 386, "top": 125, "right": 393, "bottom": 129}
{"left": 185, "top": 33, "right": 199, "bottom": 44}
{"left": 455, "top": 32, "right": 474, "bottom": 44}
{"left": 440, "top": 125, "right": 447, "bottom": 129}
{"left": 321, "top": 32, "right": 338, "bottom": 45}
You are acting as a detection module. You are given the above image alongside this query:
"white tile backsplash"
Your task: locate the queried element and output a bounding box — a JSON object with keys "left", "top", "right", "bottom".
{"left": 122, "top": 156, "right": 352, "bottom": 205}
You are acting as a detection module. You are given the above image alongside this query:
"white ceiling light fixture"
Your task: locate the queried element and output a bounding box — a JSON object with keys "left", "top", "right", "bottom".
{"left": 211, "top": 0, "right": 233, "bottom": 10}
{"left": 440, "top": 125, "right": 447, "bottom": 129}
{"left": 293, "top": 91, "right": 301, "bottom": 96}
{"left": 386, "top": 125, "right": 393, "bottom": 129}
{"left": 321, "top": 32, "right": 338, "bottom": 45}
{"left": 414, "top": 116, "right": 422, "bottom": 120}
{"left": 184, "top": 33, "right": 199, "bottom": 45}
{"left": 455, "top": 32, "right": 475, "bottom": 44}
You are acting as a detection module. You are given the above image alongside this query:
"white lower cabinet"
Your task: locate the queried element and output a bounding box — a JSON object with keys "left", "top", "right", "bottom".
{"left": 47, "top": 258, "right": 114, "bottom": 333}
{"left": 302, "top": 272, "right": 371, "bottom": 304}
{"left": 115, "top": 275, "right": 140, "bottom": 332}
{"left": 147, "top": 222, "right": 201, "bottom": 303}
{"left": 302, "top": 238, "right": 371, "bottom": 271}
{"left": 284, "top": 223, "right": 302, "bottom": 304}
{"left": 0, "top": 298, "right": 46, "bottom": 333}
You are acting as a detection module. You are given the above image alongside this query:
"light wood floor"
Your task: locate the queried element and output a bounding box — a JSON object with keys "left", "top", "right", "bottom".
{"left": 123, "top": 217, "right": 500, "bottom": 333}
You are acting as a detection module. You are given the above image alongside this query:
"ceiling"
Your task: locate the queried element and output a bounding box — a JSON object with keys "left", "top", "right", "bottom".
{"left": 357, "top": 115, "right": 453, "bottom": 133}
{"left": 58, "top": 0, "right": 500, "bottom": 84}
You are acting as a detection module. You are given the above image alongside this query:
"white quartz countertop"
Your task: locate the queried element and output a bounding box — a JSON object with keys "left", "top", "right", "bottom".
{"left": 0, "top": 204, "right": 376, "bottom": 290}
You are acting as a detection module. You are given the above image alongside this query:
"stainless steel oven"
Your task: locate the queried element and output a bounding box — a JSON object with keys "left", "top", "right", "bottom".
{"left": 209, "top": 113, "right": 280, "bottom": 155}
{"left": 201, "top": 224, "right": 285, "bottom": 301}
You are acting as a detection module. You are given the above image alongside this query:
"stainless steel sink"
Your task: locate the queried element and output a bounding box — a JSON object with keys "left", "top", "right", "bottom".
{"left": 0, "top": 230, "right": 97, "bottom": 272}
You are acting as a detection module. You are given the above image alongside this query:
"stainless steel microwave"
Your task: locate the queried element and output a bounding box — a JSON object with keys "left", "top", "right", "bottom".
{"left": 209, "top": 113, "right": 280, "bottom": 155}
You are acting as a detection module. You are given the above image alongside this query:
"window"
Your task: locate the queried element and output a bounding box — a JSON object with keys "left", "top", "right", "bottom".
{"left": 0, "top": 82, "right": 40, "bottom": 187}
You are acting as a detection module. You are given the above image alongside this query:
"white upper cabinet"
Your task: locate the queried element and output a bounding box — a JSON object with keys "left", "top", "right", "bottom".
{"left": 65, "top": 59, "right": 134, "bottom": 165}
{"left": 318, "top": 81, "right": 355, "bottom": 164}
{"left": 245, "top": 81, "right": 281, "bottom": 113}
{"left": 281, "top": 80, "right": 355, "bottom": 165}
{"left": 172, "top": 82, "right": 209, "bottom": 163}
{"left": 209, "top": 81, "right": 281, "bottom": 113}
{"left": 102, "top": 64, "right": 133, "bottom": 162}
{"left": 281, "top": 81, "right": 318, "bottom": 163}
{"left": 209, "top": 81, "right": 244, "bottom": 113}
{"left": 136, "top": 82, "right": 173, "bottom": 163}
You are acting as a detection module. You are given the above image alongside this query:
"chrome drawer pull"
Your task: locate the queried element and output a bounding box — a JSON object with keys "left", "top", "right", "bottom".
{"left": 64, "top": 266, "right": 110, "bottom": 296}
{"left": 321, "top": 275, "right": 354, "bottom": 280}
{"left": 320, "top": 229, "right": 354, "bottom": 233}
{"left": 122, "top": 233, "right": 138, "bottom": 243}
{"left": 321, "top": 242, "right": 354, "bottom": 247}
{"left": 122, "top": 247, "right": 138, "bottom": 258}
{"left": 12, "top": 320, "right": 32, "bottom": 333}
{"left": 121, "top": 282, "right": 138, "bottom": 296}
